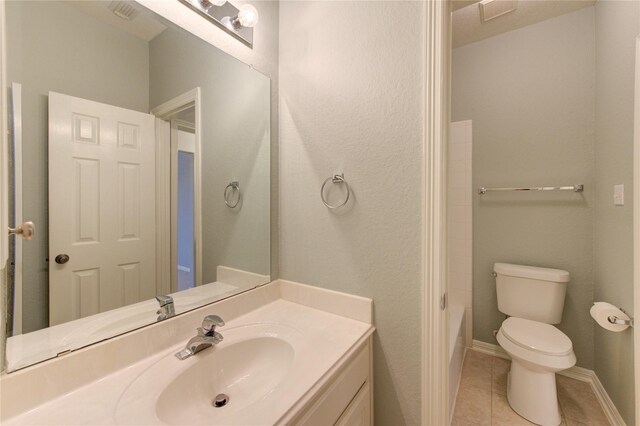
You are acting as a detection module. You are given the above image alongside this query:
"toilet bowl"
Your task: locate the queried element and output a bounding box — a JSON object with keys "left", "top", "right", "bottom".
{"left": 493, "top": 263, "right": 574, "bottom": 426}
{"left": 497, "top": 317, "right": 576, "bottom": 426}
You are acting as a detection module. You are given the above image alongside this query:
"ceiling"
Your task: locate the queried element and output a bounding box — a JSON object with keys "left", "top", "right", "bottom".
{"left": 64, "top": 1, "right": 167, "bottom": 42}
{"left": 452, "top": 0, "right": 596, "bottom": 48}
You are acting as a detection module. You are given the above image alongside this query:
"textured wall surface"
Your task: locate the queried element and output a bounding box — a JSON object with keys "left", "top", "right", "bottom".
{"left": 593, "top": 1, "right": 639, "bottom": 424}
{"left": 6, "top": 1, "right": 150, "bottom": 332}
{"left": 279, "top": 2, "right": 424, "bottom": 424}
{"left": 150, "top": 26, "right": 272, "bottom": 281}
{"left": 452, "top": 8, "right": 597, "bottom": 368}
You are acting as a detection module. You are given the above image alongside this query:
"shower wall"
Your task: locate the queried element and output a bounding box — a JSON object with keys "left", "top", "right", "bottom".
{"left": 448, "top": 120, "right": 473, "bottom": 347}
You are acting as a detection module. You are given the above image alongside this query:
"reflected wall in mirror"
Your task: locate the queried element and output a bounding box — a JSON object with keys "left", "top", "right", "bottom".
{"left": 5, "top": 0, "right": 271, "bottom": 371}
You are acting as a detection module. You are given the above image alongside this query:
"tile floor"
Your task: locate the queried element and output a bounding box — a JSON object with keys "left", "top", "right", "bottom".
{"left": 452, "top": 350, "right": 610, "bottom": 426}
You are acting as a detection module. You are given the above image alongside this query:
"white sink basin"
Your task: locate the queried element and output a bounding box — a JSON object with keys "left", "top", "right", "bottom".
{"left": 157, "top": 337, "right": 293, "bottom": 425}
{"left": 115, "top": 323, "right": 300, "bottom": 425}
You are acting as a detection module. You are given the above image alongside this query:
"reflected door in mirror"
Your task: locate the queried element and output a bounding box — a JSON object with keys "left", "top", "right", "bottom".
{"left": 48, "top": 92, "right": 157, "bottom": 325}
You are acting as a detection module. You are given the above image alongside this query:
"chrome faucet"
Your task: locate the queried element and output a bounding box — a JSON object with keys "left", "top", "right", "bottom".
{"left": 175, "top": 315, "right": 225, "bottom": 360}
{"left": 156, "top": 295, "right": 175, "bottom": 321}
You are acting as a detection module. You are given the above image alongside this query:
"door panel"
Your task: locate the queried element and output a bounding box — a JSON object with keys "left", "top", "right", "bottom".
{"left": 49, "top": 92, "right": 156, "bottom": 326}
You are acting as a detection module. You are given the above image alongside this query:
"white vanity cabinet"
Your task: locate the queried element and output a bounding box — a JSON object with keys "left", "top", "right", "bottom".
{"left": 1, "top": 282, "right": 375, "bottom": 426}
{"left": 290, "top": 338, "right": 373, "bottom": 426}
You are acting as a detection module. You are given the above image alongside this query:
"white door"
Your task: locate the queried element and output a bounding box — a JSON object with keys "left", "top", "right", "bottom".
{"left": 49, "top": 92, "right": 156, "bottom": 326}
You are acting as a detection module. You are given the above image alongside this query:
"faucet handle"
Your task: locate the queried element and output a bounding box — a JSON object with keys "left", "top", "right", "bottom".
{"left": 155, "top": 295, "right": 175, "bottom": 321}
{"left": 155, "top": 295, "right": 174, "bottom": 307}
{"left": 201, "top": 315, "right": 225, "bottom": 334}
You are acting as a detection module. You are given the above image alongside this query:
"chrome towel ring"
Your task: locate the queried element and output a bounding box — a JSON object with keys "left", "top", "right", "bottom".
{"left": 321, "top": 174, "right": 350, "bottom": 209}
{"left": 224, "top": 181, "right": 241, "bottom": 208}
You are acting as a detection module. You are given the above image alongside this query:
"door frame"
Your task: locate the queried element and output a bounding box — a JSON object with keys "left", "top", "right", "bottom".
{"left": 0, "top": 0, "right": 8, "bottom": 268}
{"left": 633, "top": 35, "right": 640, "bottom": 426}
{"left": 10, "top": 82, "right": 22, "bottom": 334}
{"left": 151, "top": 88, "right": 203, "bottom": 293}
{"left": 422, "top": 0, "right": 451, "bottom": 424}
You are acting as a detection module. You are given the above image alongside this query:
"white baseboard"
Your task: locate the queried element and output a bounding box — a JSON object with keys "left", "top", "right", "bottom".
{"left": 471, "top": 339, "right": 510, "bottom": 360}
{"left": 471, "top": 340, "right": 626, "bottom": 426}
{"left": 590, "top": 371, "right": 628, "bottom": 426}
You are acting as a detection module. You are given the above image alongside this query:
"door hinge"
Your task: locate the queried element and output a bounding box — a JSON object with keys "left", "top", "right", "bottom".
{"left": 440, "top": 293, "right": 447, "bottom": 311}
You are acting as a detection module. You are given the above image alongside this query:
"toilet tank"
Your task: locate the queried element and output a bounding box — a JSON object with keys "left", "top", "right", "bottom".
{"left": 494, "top": 263, "right": 570, "bottom": 324}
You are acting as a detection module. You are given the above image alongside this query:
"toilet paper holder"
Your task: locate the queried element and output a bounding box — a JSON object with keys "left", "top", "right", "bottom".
{"left": 608, "top": 309, "right": 634, "bottom": 327}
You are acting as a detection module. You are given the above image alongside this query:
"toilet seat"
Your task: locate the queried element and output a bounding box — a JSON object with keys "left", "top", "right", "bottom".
{"left": 501, "top": 317, "right": 573, "bottom": 356}
{"left": 497, "top": 318, "right": 577, "bottom": 426}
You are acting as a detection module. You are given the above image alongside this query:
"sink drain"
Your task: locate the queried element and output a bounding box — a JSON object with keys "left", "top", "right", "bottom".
{"left": 213, "top": 393, "right": 230, "bottom": 408}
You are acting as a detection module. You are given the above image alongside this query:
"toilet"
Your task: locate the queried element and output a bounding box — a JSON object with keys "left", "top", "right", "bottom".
{"left": 494, "top": 263, "right": 576, "bottom": 426}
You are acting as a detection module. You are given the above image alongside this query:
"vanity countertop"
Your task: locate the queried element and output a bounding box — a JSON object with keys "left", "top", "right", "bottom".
{"left": 2, "top": 282, "right": 374, "bottom": 426}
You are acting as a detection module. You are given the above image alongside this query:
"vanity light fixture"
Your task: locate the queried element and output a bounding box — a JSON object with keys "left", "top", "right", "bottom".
{"left": 227, "top": 4, "right": 259, "bottom": 30}
{"left": 179, "top": 0, "right": 258, "bottom": 48}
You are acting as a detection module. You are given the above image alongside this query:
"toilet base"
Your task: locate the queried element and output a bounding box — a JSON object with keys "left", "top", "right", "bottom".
{"left": 507, "top": 360, "right": 561, "bottom": 426}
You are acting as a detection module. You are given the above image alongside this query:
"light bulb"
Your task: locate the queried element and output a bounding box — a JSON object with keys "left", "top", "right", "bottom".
{"left": 198, "top": 0, "right": 225, "bottom": 12}
{"left": 236, "top": 4, "right": 259, "bottom": 28}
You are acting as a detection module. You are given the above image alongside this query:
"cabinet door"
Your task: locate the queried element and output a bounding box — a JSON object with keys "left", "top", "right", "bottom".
{"left": 336, "top": 382, "right": 371, "bottom": 426}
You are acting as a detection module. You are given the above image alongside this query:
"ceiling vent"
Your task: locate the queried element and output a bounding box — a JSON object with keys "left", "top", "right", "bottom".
{"left": 108, "top": 1, "right": 139, "bottom": 21}
{"left": 479, "top": 0, "right": 517, "bottom": 23}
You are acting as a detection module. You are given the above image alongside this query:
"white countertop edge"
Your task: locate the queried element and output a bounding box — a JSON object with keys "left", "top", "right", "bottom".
{"left": 0, "top": 280, "right": 374, "bottom": 421}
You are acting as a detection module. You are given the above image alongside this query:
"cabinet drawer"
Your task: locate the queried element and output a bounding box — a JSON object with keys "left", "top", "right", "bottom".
{"left": 335, "top": 381, "right": 371, "bottom": 426}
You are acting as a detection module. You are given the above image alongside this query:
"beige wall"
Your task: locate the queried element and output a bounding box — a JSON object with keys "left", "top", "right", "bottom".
{"left": 279, "top": 2, "right": 425, "bottom": 424}
{"left": 149, "top": 26, "right": 271, "bottom": 281}
{"left": 6, "top": 0, "right": 150, "bottom": 332}
{"left": 593, "top": 1, "right": 639, "bottom": 424}
{"left": 452, "top": 7, "right": 597, "bottom": 368}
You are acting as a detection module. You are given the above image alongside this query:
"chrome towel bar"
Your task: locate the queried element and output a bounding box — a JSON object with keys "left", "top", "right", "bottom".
{"left": 478, "top": 184, "right": 584, "bottom": 195}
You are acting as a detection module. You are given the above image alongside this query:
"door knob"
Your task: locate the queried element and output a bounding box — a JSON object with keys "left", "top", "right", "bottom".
{"left": 55, "top": 254, "right": 70, "bottom": 264}
{"left": 8, "top": 221, "right": 35, "bottom": 240}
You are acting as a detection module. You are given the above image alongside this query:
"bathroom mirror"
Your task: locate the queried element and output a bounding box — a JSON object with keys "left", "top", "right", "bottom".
{"left": 4, "top": 0, "right": 271, "bottom": 371}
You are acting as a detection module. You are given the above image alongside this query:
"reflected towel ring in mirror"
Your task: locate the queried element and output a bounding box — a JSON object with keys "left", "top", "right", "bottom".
{"left": 321, "top": 174, "right": 351, "bottom": 209}
{"left": 224, "top": 181, "right": 241, "bottom": 208}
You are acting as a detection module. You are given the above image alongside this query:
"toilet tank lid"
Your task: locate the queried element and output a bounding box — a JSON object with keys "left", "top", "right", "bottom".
{"left": 494, "top": 263, "right": 570, "bottom": 282}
